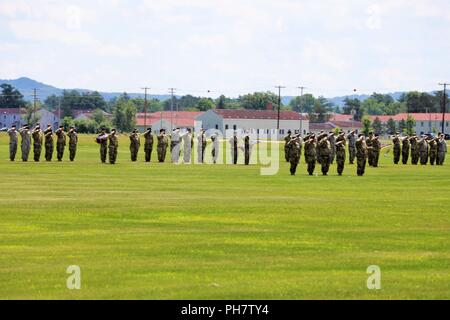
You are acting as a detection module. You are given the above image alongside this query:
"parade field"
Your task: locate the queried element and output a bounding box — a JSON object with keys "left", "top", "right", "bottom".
{"left": 0, "top": 134, "right": 449, "bottom": 300}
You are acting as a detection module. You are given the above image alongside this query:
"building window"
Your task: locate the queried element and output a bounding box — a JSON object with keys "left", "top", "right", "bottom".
{"left": 421, "top": 122, "right": 424, "bottom": 127}
{"left": 215, "top": 124, "right": 219, "bottom": 130}
{"left": 447, "top": 122, "right": 449, "bottom": 127}
{"left": 225, "top": 125, "right": 229, "bottom": 130}
{"left": 233, "top": 125, "right": 237, "bottom": 130}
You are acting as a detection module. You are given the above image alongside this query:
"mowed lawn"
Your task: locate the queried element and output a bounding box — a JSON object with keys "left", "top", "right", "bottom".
{"left": 0, "top": 134, "right": 449, "bottom": 300}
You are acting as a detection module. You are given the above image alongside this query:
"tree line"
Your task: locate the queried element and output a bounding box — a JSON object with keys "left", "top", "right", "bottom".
{"left": 0, "top": 83, "right": 447, "bottom": 133}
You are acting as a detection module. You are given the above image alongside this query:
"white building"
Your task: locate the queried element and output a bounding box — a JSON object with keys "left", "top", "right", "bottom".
{"left": 370, "top": 113, "right": 450, "bottom": 135}
{"left": 0, "top": 108, "right": 21, "bottom": 129}
{"left": 196, "top": 109, "right": 309, "bottom": 138}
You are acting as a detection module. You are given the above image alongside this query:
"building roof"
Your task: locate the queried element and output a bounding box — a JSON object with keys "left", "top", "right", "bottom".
{"left": 136, "top": 111, "right": 203, "bottom": 127}
{"left": 0, "top": 108, "right": 22, "bottom": 115}
{"left": 329, "top": 113, "right": 353, "bottom": 122}
{"left": 370, "top": 113, "right": 450, "bottom": 122}
{"left": 212, "top": 109, "right": 305, "bottom": 120}
{"left": 310, "top": 121, "right": 362, "bottom": 131}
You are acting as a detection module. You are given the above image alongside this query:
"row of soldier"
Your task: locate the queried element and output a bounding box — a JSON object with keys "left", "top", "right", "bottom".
{"left": 284, "top": 130, "right": 378, "bottom": 177}
{"left": 6, "top": 124, "right": 78, "bottom": 162}
{"left": 95, "top": 127, "right": 259, "bottom": 165}
{"left": 392, "top": 133, "right": 447, "bottom": 166}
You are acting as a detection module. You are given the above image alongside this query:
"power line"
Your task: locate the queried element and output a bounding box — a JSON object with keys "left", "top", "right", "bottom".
{"left": 275, "top": 86, "right": 285, "bottom": 131}
{"left": 141, "top": 87, "right": 151, "bottom": 129}
{"left": 438, "top": 83, "right": 449, "bottom": 134}
{"left": 169, "top": 88, "right": 176, "bottom": 132}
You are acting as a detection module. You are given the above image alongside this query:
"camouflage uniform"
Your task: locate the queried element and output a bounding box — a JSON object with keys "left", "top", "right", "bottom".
{"left": 410, "top": 137, "right": 419, "bottom": 165}
{"left": 284, "top": 133, "right": 292, "bottom": 163}
{"left": 437, "top": 137, "right": 447, "bottom": 165}
{"left": 98, "top": 133, "right": 108, "bottom": 163}
{"left": 19, "top": 128, "right": 31, "bottom": 162}
{"left": 335, "top": 135, "right": 346, "bottom": 175}
{"left": 347, "top": 132, "right": 356, "bottom": 164}
{"left": 68, "top": 130, "right": 78, "bottom": 161}
{"left": 55, "top": 128, "right": 67, "bottom": 161}
{"left": 7, "top": 128, "right": 18, "bottom": 161}
{"left": 318, "top": 136, "right": 331, "bottom": 175}
{"left": 157, "top": 133, "right": 168, "bottom": 163}
{"left": 144, "top": 130, "right": 154, "bottom": 162}
{"left": 366, "top": 135, "right": 373, "bottom": 166}
{"left": 356, "top": 137, "right": 368, "bottom": 176}
{"left": 429, "top": 139, "right": 437, "bottom": 165}
{"left": 287, "top": 138, "right": 302, "bottom": 175}
{"left": 371, "top": 137, "right": 381, "bottom": 168}
{"left": 304, "top": 137, "right": 316, "bottom": 176}
{"left": 401, "top": 137, "right": 410, "bottom": 165}
{"left": 43, "top": 127, "right": 54, "bottom": 162}
{"left": 418, "top": 138, "right": 429, "bottom": 165}
{"left": 328, "top": 134, "right": 336, "bottom": 164}
{"left": 108, "top": 132, "right": 119, "bottom": 164}
{"left": 32, "top": 128, "right": 43, "bottom": 162}
{"left": 129, "top": 131, "right": 140, "bottom": 162}
{"left": 392, "top": 136, "right": 401, "bottom": 164}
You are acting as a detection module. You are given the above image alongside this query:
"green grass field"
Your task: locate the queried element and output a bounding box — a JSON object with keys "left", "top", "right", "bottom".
{"left": 0, "top": 133, "right": 449, "bottom": 300}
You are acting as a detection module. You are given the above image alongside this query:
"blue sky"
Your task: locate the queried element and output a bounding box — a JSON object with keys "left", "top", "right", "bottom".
{"left": 0, "top": 0, "right": 449, "bottom": 97}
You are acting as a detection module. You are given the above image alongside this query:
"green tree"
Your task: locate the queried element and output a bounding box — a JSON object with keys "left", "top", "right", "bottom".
{"left": 197, "top": 98, "right": 215, "bottom": 111}
{"left": 386, "top": 118, "right": 396, "bottom": 134}
{"left": 343, "top": 98, "right": 363, "bottom": 121}
{"left": 372, "top": 117, "right": 383, "bottom": 135}
{"left": 239, "top": 92, "right": 279, "bottom": 110}
{"left": 399, "top": 119, "right": 406, "bottom": 134}
{"left": 406, "top": 115, "right": 416, "bottom": 136}
{"left": 362, "top": 117, "right": 372, "bottom": 136}
{"left": 112, "top": 96, "right": 137, "bottom": 132}
{"left": 22, "top": 102, "right": 41, "bottom": 126}
{"left": 0, "top": 84, "right": 26, "bottom": 109}
{"left": 310, "top": 97, "right": 333, "bottom": 123}
{"left": 289, "top": 94, "right": 316, "bottom": 113}
{"left": 61, "top": 117, "right": 74, "bottom": 130}
{"left": 216, "top": 95, "right": 226, "bottom": 109}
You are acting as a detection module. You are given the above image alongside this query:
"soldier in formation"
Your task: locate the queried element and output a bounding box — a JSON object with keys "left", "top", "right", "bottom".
{"left": 328, "top": 132, "right": 336, "bottom": 164}
{"left": 97, "top": 128, "right": 109, "bottom": 163}
{"left": 304, "top": 134, "right": 317, "bottom": 176}
{"left": 157, "top": 129, "right": 168, "bottom": 163}
{"left": 347, "top": 130, "right": 356, "bottom": 164}
{"left": 284, "top": 130, "right": 292, "bottom": 163}
{"left": 211, "top": 132, "right": 220, "bottom": 164}
{"left": 19, "top": 125, "right": 31, "bottom": 162}
{"left": 44, "top": 124, "right": 54, "bottom": 162}
{"left": 197, "top": 129, "right": 207, "bottom": 164}
{"left": 32, "top": 125, "right": 43, "bottom": 162}
{"left": 366, "top": 132, "right": 374, "bottom": 166}
{"left": 55, "top": 126, "right": 67, "bottom": 161}
{"left": 418, "top": 135, "right": 429, "bottom": 165}
{"left": 287, "top": 135, "right": 302, "bottom": 175}
{"left": 392, "top": 133, "right": 401, "bottom": 165}
{"left": 143, "top": 128, "right": 154, "bottom": 162}
{"left": 7, "top": 125, "right": 18, "bottom": 161}
{"left": 108, "top": 129, "right": 119, "bottom": 164}
{"left": 356, "top": 134, "right": 368, "bottom": 176}
{"left": 183, "top": 128, "right": 193, "bottom": 164}
{"left": 437, "top": 134, "right": 447, "bottom": 165}
{"left": 370, "top": 135, "right": 381, "bottom": 168}
{"left": 410, "top": 136, "right": 419, "bottom": 165}
{"left": 401, "top": 136, "right": 410, "bottom": 165}
{"left": 68, "top": 127, "right": 78, "bottom": 162}
{"left": 229, "top": 131, "right": 239, "bottom": 165}
{"left": 335, "top": 132, "right": 346, "bottom": 175}
{"left": 317, "top": 133, "right": 331, "bottom": 176}
{"left": 129, "top": 129, "right": 140, "bottom": 162}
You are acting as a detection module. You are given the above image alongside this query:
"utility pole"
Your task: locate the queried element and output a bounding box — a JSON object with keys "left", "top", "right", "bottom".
{"left": 32, "top": 88, "right": 38, "bottom": 125}
{"left": 438, "top": 83, "right": 449, "bottom": 134}
{"left": 169, "top": 88, "right": 176, "bottom": 132}
{"left": 141, "top": 87, "right": 151, "bottom": 131}
{"left": 298, "top": 86, "right": 306, "bottom": 136}
{"left": 275, "top": 86, "right": 285, "bottom": 132}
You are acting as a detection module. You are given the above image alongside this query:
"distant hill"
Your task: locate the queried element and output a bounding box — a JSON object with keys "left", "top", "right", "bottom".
{"left": 0, "top": 77, "right": 173, "bottom": 102}
{"left": 0, "top": 77, "right": 424, "bottom": 108}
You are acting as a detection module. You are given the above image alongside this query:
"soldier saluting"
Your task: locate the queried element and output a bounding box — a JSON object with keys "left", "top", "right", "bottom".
{"left": 129, "top": 129, "right": 140, "bottom": 162}
{"left": 356, "top": 134, "right": 368, "bottom": 176}
{"left": 97, "top": 128, "right": 108, "bottom": 163}
{"left": 108, "top": 129, "right": 119, "bottom": 165}
{"left": 335, "top": 132, "right": 346, "bottom": 175}
{"left": 32, "top": 125, "right": 43, "bottom": 162}
{"left": 392, "top": 133, "right": 401, "bottom": 165}
{"left": 347, "top": 130, "right": 356, "bottom": 164}
{"left": 19, "top": 125, "right": 31, "bottom": 162}
{"left": 68, "top": 126, "right": 78, "bottom": 162}
{"left": 7, "top": 125, "right": 18, "bottom": 161}
{"left": 43, "top": 124, "right": 54, "bottom": 162}
{"left": 287, "top": 134, "right": 302, "bottom": 176}
{"left": 304, "top": 134, "right": 317, "bottom": 176}
{"left": 157, "top": 129, "right": 168, "bottom": 163}
{"left": 55, "top": 125, "right": 67, "bottom": 162}
{"left": 143, "top": 127, "right": 154, "bottom": 162}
